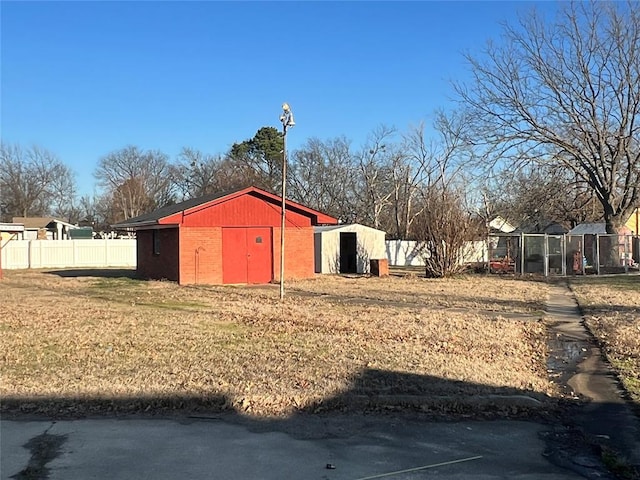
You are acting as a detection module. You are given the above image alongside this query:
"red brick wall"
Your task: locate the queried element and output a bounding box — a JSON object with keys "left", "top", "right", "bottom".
{"left": 136, "top": 229, "right": 180, "bottom": 281}
{"left": 137, "top": 225, "right": 313, "bottom": 285}
{"left": 178, "top": 227, "right": 223, "bottom": 285}
{"left": 272, "top": 227, "right": 315, "bottom": 281}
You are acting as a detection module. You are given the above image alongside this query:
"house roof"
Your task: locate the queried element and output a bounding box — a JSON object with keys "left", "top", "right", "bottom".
{"left": 569, "top": 222, "right": 634, "bottom": 235}
{"left": 314, "top": 223, "right": 386, "bottom": 234}
{"left": 568, "top": 223, "right": 608, "bottom": 235}
{"left": 112, "top": 186, "right": 338, "bottom": 229}
{"left": 515, "top": 221, "right": 569, "bottom": 235}
{"left": 0, "top": 223, "right": 25, "bottom": 233}
{"left": 489, "top": 216, "right": 516, "bottom": 233}
{"left": 12, "top": 217, "right": 75, "bottom": 229}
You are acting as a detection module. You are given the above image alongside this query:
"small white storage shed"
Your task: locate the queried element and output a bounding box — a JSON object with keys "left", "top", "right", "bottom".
{"left": 314, "top": 224, "right": 387, "bottom": 274}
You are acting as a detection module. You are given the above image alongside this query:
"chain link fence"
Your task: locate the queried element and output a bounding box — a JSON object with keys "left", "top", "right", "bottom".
{"left": 485, "top": 233, "right": 639, "bottom": 276}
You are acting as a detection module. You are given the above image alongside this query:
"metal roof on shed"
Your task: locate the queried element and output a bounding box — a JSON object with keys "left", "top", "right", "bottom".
{"left": 313, "top": 223, "right": 386, "bottom": 234}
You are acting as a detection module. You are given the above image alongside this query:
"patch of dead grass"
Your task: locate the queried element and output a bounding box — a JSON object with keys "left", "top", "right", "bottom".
{"left": 569, "top": 276, "right": 640, "bottom": 403}
{"left": 0, "top": 270, "right": 557, "bottom": 417}
{"left": 287, "top": 274, "right": 548, "bottom": 314}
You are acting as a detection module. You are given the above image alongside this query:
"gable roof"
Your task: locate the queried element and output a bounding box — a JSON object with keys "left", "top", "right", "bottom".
{"left": 489, "top": 216, "right": 516, "bottom": 233}
{"left": 514, "top": 220, "right": 569, "bottom": 235}
{"left": 314, "top": 223, "right": 386, "bottom": 235}
{"left": 12, "top": 217, "right": 75, "bottom": 229}
{"left": 112, "top": 186, "right": 338, "bottom": 229}
{"left": 568, "top": 222, "right": 634, "bottom": 235}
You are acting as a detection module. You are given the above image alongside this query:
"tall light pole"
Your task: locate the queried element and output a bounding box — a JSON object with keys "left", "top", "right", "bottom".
{"left": 279, "top": 103, "right": 295, "bottom": 300}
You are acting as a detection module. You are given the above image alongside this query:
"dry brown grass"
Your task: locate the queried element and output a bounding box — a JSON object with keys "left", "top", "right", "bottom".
{"left": 288, "top": 274, "right": 549, "bottom": 314}
{"left": 1, "top": 270, "right": 557, "bottom": 417}
{"left": 569, "top": 276, "right": 640, "bottom": 403}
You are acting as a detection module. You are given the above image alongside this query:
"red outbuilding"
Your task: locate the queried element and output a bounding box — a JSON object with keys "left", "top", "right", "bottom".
{"left": 112, "top": 186, "right": 338, "bottom": 285}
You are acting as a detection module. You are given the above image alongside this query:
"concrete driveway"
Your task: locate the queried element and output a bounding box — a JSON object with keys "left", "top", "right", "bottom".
{"left": 1, "top": 412, "right": 609, "bottom": 480}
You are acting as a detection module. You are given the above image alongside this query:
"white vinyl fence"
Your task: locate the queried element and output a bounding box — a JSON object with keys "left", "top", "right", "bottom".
{"left": 1, "top": 239, "right": 136, "bottom": 269}
{"left": 385, "top": 240, "right": 425, "bottom": 266}
{"left": 386, "top": 240, "right": 489, "bottom": 267}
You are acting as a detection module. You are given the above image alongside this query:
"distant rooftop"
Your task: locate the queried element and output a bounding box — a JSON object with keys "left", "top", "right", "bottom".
{"left": 568, "top": 223, "right": 607, "bottom": 235}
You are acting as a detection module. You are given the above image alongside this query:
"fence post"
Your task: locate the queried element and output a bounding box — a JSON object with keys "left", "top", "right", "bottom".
{"left": 543, "top": 234, "right": 548, "bottom": 277}
{"left": 560, "top": 235, "right": 567, "bottom": 277}
{"left": 520, "top": 234, "right": 525, "bottom": 274}
{"left": 596, "top": 235, "right": 600, "bottom": 275}
{"left": 624, "top": 235, "right": 629, "bottom": 274}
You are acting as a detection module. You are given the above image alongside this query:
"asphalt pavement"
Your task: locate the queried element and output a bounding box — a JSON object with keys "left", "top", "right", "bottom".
{"left": 1, "top": 414, "right": 597, "bottom": 480}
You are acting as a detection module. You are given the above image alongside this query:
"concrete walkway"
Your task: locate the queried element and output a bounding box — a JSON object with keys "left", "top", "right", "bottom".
{"left": 545, "top": 282, "right": 640, "bottom": 467}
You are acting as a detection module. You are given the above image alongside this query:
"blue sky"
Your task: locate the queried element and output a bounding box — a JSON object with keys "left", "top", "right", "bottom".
{"left": 1, "top": 1, "right": 558, "bottom": 196}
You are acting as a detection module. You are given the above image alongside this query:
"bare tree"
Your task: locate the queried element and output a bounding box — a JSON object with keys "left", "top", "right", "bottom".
{"left": 95, "top": 146, "right": 175, "bottom": 222}
{"left": 289, "top": 136, "right": 359, "bottom": 222}
{"left": 399, "top": 113, "right": 479, "bottom": 277}
{"left": 48, "top": 166, "right": 80, "bottom": 221}
{"left": 395, "top": 113, "right": 471, "bottom": 239}
{"left": 486, "top": 165, "right": 602, "bottom": 231}
{"left": 0, "top": 143, "right": 77, "bottom": 221}
{"left": 173, "top": 148, "right": 224, "bottom": 200}
{"left": 357, "top": 126, "right": 396, "bottom": 230}
{"left": 456, "top": 1, "right": 640, "bottom": 233}
{"left": 413, "top": 184, "right": 479, "bottom": 278}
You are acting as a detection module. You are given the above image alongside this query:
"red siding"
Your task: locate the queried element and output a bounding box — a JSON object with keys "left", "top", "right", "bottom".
{"left": 136, "top": 228, "right": 180, "bottom": 281}
{"left": 180, "top": 194, "right": 312, "bottom": 228}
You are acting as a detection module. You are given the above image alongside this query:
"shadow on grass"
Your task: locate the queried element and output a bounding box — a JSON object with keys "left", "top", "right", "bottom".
{"left": 1, "top": 368, "right": 553, "bottom": 422}
{"left": 45, "top": 268, "right": 139, "bottom": 279}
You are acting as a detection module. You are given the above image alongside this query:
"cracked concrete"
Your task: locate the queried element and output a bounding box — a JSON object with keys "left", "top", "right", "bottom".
{"left": 2, "top": 416, "right": 592, "bottom": 480}
{"left": 544, "top": 282, "right": 640, "bottom": 469}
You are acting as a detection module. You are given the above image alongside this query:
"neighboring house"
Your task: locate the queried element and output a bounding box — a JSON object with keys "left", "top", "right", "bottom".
{"left": 12, "top": 217, "right": 77, "bottom": 240}
{"left": 0, "top": 223, "right": 25, "bottom": 279}
{"left": 488, "top": 216, "right": 516, "bottom": 234}
{"left": 0, "top": 223, "right": 25, "bottom": 242}
{"left": 568, "top": 223, "right": 632, "bottom": 236}
{"left": 626, "top": 207, "right": 640, "bottom": 235}
{"left": 112, "top": 186, "right": 337, "bottom": 285}
{"left": 314, "top": 224, "right": 386, "bottom": 274}
{"left": 515, "top": 221, "right": 569, "bottom": 235}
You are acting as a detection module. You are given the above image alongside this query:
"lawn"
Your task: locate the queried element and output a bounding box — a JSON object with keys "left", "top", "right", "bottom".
{"left": 569, "top": 276, "right": 640, "bottom": 404}
{"left": 1, "top": 270, "right": 557, "bottom": 418}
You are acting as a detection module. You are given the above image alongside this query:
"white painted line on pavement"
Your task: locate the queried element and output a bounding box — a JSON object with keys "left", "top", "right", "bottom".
{"left": 351, "top": 455, "right": 484, "bottom": 480}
